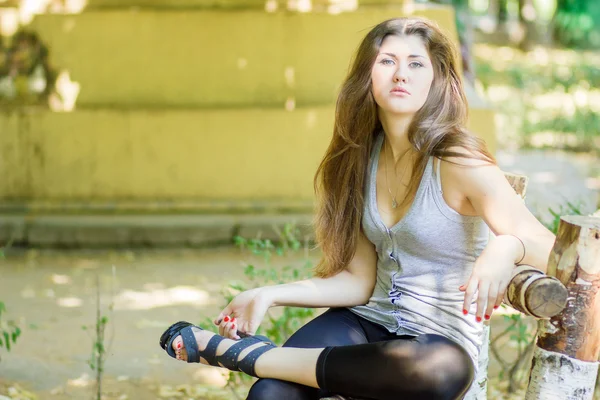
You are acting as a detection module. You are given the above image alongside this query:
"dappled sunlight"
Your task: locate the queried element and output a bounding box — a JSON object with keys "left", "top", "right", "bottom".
{"left": 585, "top": 177, "right": 600, "bottom": 190}
{"left": 17, "top": 0, "right": 88, "bottom": 23}
{"left": 192, "top": 367, "right": 230, "bottom": 387}
{"left": 476, "top": 43, "right": 600, "bottom": 69}
{"left": 48, "top": 70, "right": 80, "bottom": 111}
{"left": 327, "top": 0, "right": 357, "bottom": 14}
{"left": 0, "top": 7, "right": 20, "bottom": 36}
{"left": 284, "top": 66, "right": 295, "bottom": 88}
{"left": 51, "top": 274, "right": 71, "bottom": 285}
{"left": 285, "top": 96, "right": 295, "bottom": 111}
{"left": 265, "top": 0, "right": 278, "bottom": 12}
{"left": 57, "top": 296, "right": 83, "bottom": 307}
{"left": 475, "top": 43, "right": 600, "bottom": 151}
{"left": 237, "top": 57, "right": 248, "bottom": 70}
{"left": 528, "top": 132, "right": 582, "bottom": 149}
{"left": 288, "top": 0, "right": 312, "bottom": 13}
{"left": 113, "top": 286, "right": 211, "bottom": 311}
{"left": 306, "top": 110, "right": 317, "bottom": 128}
{"left": 531, "top": 171, "right": 557, "bottom": 184}
{"left": 67, "top": 373, "right": 92, "bottom": 388}
{"left": 485, "top": 84, "right": 516, "bottom": 103}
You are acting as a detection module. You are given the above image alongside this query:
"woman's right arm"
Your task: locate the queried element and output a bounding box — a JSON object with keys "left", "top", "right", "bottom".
{"left": 261, "top": 231, "right": 378, "bottom": 308}
{"left": 215, "top": 232, "right": 377, "bottom": 338}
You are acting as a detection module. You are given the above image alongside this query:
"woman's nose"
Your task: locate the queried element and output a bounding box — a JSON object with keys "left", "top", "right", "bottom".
{"left": 393, "top": 68, "right": 408, "bottom": 83}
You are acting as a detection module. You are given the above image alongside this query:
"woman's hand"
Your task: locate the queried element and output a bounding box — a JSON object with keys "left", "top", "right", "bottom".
{"left": 214, "top": 287, "right": 272, "bottom": 339}
{"left": 460, "top": 235, "right": 523, "bottom": 322}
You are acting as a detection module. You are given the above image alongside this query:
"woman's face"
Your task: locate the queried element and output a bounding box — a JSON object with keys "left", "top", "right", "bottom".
{"left": 371, "top": 34, "right": 434, "bottom": 116}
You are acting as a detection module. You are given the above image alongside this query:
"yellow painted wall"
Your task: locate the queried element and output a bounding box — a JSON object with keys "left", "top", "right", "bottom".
{"left": 0, "top": 112, "right": 28, "bottom": 199}
{"left": 11, "top": 107, "right": 332, "bottom": 200}
{"left": 0, "top": 105, "right": 495, "bottom": 206}
{"left": 31, "top": 7, "right": 458, "bottom": 108}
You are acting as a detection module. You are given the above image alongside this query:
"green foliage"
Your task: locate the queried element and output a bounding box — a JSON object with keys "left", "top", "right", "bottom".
{"left": 198, "top": 224, "right": 315, "bottom": 397}
{"left": 475, "top": 46, "right": 600, "bottom": 152}
{"left": 540, "top": 201, "right": 584, "bottom": 234}
{"left": 0, "top": 301, "right": 21, "bottom": 360}
{"left": 0, "top": 238, "right": 20, "bottom": 361}
{"left": 553, "top": 0, "right": 600, "bottom": 48}
{"left": 82, "top": 270, "right": 116, "bottom": 400}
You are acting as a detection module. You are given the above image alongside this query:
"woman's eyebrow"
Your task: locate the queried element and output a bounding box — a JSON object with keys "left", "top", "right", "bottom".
{"left": 379, "top": 52, "right": 427, "bottom": 59}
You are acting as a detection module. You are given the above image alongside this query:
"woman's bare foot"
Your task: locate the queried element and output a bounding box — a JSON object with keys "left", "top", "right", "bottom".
{"left": 170, "top": 327, "right": 270, "bottom": 368}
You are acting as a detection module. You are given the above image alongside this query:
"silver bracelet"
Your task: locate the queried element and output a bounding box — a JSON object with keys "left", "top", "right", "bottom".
{"left": 507, "top": 234, "right": 526, "bottom": 265}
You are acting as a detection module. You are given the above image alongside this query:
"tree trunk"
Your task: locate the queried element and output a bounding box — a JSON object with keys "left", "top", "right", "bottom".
{"left": 497, "top": 0, "right": 508, "bottom": 28}
{"left": 517, "top": 0, "right": 537, "bottom": 51}
{"left": 526, "top": 215, "right": 600, "bottom": 400}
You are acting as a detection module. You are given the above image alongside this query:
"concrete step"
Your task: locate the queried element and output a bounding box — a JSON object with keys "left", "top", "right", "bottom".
{"left": 0, "top": 213, "right": 315, "bottom": 247}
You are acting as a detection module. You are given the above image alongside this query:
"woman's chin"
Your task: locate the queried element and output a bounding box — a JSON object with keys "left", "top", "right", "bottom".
{"left": 380, "top": 106, "right": 418, "bottom": 117}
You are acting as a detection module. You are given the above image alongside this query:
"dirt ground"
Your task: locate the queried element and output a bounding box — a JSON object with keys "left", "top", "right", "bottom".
{"left": 0, "top": 248, "right": 263, "bottom": 400}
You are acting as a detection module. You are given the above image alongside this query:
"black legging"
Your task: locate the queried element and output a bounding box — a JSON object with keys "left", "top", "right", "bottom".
{"left": 246, "top": 308, "right": 474, "bottom": 400}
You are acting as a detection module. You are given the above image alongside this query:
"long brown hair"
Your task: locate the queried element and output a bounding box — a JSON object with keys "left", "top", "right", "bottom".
{"left": 313, "top": 17, "right": 495, "bottom": 278}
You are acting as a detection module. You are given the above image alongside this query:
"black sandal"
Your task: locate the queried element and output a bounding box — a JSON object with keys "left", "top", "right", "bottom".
{"left": 159, "top": 321, "right": 276, "bottom": 377}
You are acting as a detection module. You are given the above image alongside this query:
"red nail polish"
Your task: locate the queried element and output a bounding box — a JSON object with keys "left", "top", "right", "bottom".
{"left": 224, "top": 316, "right": 230, "bottom": 322}
{"left": 463, "top": 309, "right": 468, "bottom": 315}
{"left": 476, "top": 316, "right": 482, "bottom": 322}
{"left": 494, "top": 305, "right": 499, "bottom": 310}
{"left": 231, "top": 317, "right": 236, "bottom": 322}
{"left": 231, "top": 324, "right": 236, "bottom": 329}
{"left": 177, "top": 342, "right": 182, "bottom": 349}
{"left": 485, "top": 315, "right": 490, "bottom": 320}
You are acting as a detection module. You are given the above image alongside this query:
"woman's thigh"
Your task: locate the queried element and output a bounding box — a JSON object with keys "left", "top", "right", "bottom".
{"left": 247, "top": 308, "right": 380, "bottom": 400}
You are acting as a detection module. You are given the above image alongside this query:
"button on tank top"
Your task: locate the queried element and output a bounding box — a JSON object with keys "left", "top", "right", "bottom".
{"left": 350, "top": 131, "right": 490, "bottom": 368}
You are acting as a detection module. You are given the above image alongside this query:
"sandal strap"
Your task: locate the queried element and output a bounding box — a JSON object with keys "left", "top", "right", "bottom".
{"left": 162, "top": 321, "right": 193, "bottom": 359}
{"left": 179, "top": 326, "right": 201, "bottom": 363}
{"left": 237, "top": 341, "right": 276, "bottom": 376}
{"left": 216, "top": 338, "right": 258, "bottom": 370}
{"left": 200, "top": 335, "right": 225, "bottom": 367}
{"left": 216, "top": 336, "right": 276, "bottom": 377}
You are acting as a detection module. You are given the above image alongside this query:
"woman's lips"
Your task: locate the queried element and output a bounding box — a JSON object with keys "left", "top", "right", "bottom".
{"left": 391, "top": 87, "right": 410, "bottom": 95}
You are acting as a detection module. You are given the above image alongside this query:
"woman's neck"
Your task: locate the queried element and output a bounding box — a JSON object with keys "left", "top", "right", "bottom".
{"left": 379, "top": 111, "right": 414, "bottom": 163}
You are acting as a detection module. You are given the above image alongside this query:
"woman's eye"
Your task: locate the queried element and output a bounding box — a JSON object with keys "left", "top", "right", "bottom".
{"left": 409, "top": 62, "right": 424, "bottom": 68}
{"left": 380, "top": 59, "right": 395, "bottom": 65}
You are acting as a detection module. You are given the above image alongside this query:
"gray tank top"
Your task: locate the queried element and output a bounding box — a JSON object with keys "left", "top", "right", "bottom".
{"left": 350, "top": 131, "right": 490, "bottom": 367}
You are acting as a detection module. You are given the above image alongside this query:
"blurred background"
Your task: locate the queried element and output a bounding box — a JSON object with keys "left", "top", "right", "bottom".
{"left": 0, "top": 0, "right": 598, "bottom": 399}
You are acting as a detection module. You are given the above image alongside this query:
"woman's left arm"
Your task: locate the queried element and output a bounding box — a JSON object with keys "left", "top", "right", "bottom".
{"left": 444, "top": 154, "right": 556, "bottom": 322}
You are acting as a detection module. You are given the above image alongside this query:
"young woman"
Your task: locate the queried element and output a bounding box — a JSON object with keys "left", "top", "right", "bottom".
{"left": 159, "top": 17, "right": 555, "bottom": 400}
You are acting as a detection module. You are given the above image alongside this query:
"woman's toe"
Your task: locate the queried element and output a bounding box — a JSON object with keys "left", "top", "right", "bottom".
{"left": 171, "top": 336, "right": 187, "bottom": 360}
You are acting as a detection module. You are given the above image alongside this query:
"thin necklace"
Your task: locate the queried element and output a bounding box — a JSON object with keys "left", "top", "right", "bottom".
{"left": 383, "top": 138, "right": 410, "bottom": 209}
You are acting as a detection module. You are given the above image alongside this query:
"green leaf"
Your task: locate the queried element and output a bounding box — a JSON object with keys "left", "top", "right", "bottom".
{"left": 11, "top": 328, "right": 20, "bottom": 342}
{"left": 3, "top": 332, "right": 10, "bottom": 351}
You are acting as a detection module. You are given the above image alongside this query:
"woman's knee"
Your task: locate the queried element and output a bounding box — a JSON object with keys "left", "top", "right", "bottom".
{"left": 246, "top": 378, "right": 315, "bottom": 400}
{"left": 415, "top": 336, "right": 474, "bottom": 399}
{"left": 380, "top": 335, "right": 474, "bottom": 399}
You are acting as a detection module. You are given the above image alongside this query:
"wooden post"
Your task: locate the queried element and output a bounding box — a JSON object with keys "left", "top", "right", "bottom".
{"left": 505, "top": 264, "right": 568, "bottom": 318}
{"left": 526, "top": 215, "right": 600, "bottom": 400}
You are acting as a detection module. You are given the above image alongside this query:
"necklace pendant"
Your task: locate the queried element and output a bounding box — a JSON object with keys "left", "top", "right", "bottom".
{"left": 392, "top": 198, "right": 398, "bottom": 209}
